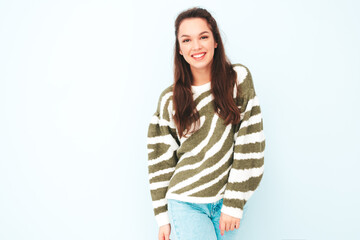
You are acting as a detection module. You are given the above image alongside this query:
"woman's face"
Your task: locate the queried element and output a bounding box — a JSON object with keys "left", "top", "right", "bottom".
{"left": 178, "top": 17, "right": 218, "bottom": 73}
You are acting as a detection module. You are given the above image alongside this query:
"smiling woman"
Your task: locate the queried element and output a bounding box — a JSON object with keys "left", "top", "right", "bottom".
{"left": 147, "top": 6, "right": 266, "bottom": 240}
{"left": 178, "top": 19, "right": 218, "bottom": 81}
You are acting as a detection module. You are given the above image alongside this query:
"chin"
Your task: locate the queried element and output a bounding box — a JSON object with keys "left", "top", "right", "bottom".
{"left": 190, "top": 60, "right": 212, "bottom": 69}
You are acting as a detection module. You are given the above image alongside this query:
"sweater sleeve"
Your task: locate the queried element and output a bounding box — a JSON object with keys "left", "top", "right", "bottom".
{"left": 147, "top": 90, "right": 179, "bottom": 227}
{"left": 221, "top": 65, "right": 265, "bottom": 219}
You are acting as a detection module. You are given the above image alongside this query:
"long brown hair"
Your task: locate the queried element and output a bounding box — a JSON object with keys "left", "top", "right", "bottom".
{"left": 173, "top": 7, "right": 241, "bottom": 138}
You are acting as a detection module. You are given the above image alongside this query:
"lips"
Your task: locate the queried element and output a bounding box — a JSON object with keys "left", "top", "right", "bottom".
{"left": 191, "top": 52, "right": 206, "bottom": 60}
{"left": 191, "top": 52, "right": 206, "bottom": 57}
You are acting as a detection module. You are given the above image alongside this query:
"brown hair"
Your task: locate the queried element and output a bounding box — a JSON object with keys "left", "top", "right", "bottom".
{"left": 173, "top": 7, "right": 241, "bottom": 138}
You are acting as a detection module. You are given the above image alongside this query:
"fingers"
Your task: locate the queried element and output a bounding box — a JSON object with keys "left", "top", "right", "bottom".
{"left": 219, "top": 221, "right": 225, "bottom": 236}
{"left": 235, "top": 220, "right": 240, "bottom": 229}
{"left": 225, "top": 222, "right": 230, "bottom": 231}
{"left": 219, "top": 219, "right": 241, "bottom": 236}
{"left": 158, "top": 224, "right": 171, "bottom": 240}
{"left": 230, "top": 220, "right": 240, "bottom": 230}
{"left": 158, "top": 232, "right": 170, "bottom": 240}
{"left": 230, "top": 221, "right": 235, "bottom": 231}
{"left": 230, "top": 219, "right": 240, "bottom": 230}
{"left": 158, "top": 229, "right": 168, "bottom": 240}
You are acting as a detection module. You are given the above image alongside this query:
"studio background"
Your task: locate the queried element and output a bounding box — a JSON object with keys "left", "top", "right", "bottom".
{"left": 1, "top": 0, "right": 359, "bottom": 239}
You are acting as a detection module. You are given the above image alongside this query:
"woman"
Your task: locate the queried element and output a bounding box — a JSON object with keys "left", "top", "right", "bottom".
{"left": 147, "top": 7, "right": 265, "bottom": 240}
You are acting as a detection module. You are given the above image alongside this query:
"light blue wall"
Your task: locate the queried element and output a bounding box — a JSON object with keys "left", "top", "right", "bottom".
{"left": 1, "top": 0, "right": 359, "bottom": 239}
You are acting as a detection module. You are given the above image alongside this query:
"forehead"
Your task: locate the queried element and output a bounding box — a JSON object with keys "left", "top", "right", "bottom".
{"left": 178, "top": 18, "right": 211, "bottom": 36}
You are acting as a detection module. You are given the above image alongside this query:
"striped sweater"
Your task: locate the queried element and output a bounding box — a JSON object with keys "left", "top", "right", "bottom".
{"left": 147, "top": 63, "right": 265, "bottom": 227}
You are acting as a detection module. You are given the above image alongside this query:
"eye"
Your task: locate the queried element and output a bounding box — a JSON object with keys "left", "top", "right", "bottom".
{"left": 182, "top": 39, "right": 190, "bottom": 43}
{"left": 201, "top": 36, "right": 208, "bottom": 39}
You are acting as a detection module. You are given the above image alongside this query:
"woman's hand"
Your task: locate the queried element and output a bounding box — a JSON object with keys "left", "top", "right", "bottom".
{"left": 158, "top": 223, "right": 171, "bottom": 240}
{"left": 219, "top": 212, "right": 240, "bottom": 236}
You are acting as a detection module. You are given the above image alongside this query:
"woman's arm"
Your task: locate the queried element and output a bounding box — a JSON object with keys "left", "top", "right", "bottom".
{"left": 147, "top": 88, "right": 179, "bottom": 227}
{"left": 221, "top": 65, "right": 266, "bottom": 220}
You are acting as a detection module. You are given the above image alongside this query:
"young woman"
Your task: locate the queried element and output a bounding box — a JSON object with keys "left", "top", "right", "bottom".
{"left": 147, "top": 7, "right": 265, "bottom": 240}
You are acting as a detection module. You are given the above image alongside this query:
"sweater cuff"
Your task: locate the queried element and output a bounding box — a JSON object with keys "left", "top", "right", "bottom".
{"left": 156, "top": 211, "right": 170, "bottom": 227}
{"left": 220, "top": 205, "right": 243, "bottom": 219}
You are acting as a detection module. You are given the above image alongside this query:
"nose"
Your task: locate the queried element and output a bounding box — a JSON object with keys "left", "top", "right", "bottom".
{"left": 192, "top": 39, "right": 201, "bottom": 51}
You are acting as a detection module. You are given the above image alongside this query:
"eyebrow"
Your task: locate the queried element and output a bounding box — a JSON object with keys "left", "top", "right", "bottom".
{"left": 180, "top": 31, "right": 210, "bottom": 38}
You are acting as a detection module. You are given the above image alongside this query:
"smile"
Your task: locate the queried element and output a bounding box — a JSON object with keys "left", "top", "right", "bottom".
{"left": 191, "top": 52, "right": 206, "bottom": 60}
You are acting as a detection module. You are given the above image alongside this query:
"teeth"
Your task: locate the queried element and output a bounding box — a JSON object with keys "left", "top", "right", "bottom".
{"left": 193, "top": 53, "right": 205, "bottom": 58}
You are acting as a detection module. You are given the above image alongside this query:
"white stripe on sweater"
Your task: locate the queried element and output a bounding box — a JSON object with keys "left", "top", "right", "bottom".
{"left": 197, "top": 94, "right": 214, "bottom": 111}
{"left": 152, "top": 198, "right": 167, "bottom": 209}
{"left": 239, "top": 114, "right": 262, "bottom": 130}
{"left": 179, "top": 114, "right": 218, "bottom": 158}
{"left": 234, "top": 65, "right": 248, "bottom": 86}
{"left": 179, "top": 115, "right": 207, "bottom": 144}
{"left": 223, "top": 190, "right": 254, "bottom": 200}
{"left": 235, "top": 131, "right": 265, "bottom": 145}
{"left": 167, "top": 99, "right": 176, "bottom": 129}
{"left": 170, "top": 142, "right": 233, "bottom": 193}
{"left": 216, "top": 184, "right": 227, "bottom": 195}
{"left": 148, "top": 150, "right": 176, "bottom": 166}
{"left": 150, "top": 113, "right": 177, "bottom": 129}
{"left": 147, "top": 134, "right": 178, "bottom": 165}
{"left": 148, "top": 167, "right": 176, "bottom": 180}
{"left": 183, "top": 165, "right": 232, "bottom": 196}
{"left": 227, "top": 165, "right": 264, "bottom": 183}
{"left": 155, "top": 212, "right": 170, "bottom": 227}
{"left": 150, "top": 114, "right": 170, "bottom": 126}
{"left": 166, "top": 193, "right": 224, "bottom": 204}
{"left": 221, "top": 205, "right": 243, "bottom": 219}
{"left": 147, "top": 134, "right": 178, "bottom": 147}
{"left": 242, "top": 96, "right": 259, "bottom": 115}
{"left": 233, "top": 152, "right": 264, "bottom": 160}
{"left": 233, "top": 66, "right": 248, "bottom": 98}
{"left": 160, "top": 92, "right": 173, "bottom": 120}
{"left": 149, "top": 180, "right": 170, "bottom": 190}
{"left": 176, "top": 120, "right": 232, "bottom": 172}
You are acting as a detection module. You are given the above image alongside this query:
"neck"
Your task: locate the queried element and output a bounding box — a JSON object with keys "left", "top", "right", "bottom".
{"left": 190, "top": 63, "right": 212, "bottom": 86}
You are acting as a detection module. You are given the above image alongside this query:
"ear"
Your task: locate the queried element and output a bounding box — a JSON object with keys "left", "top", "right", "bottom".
{"left": 215, "top": 42, "right": 218, "bottom": 48}
{"left": 179, "top": 50, "right": 183, "bottom": 55}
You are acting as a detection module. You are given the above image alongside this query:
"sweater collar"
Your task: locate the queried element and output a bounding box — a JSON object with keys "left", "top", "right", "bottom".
{"left": 191, "top": 81, "right": 211, "bottom": 94}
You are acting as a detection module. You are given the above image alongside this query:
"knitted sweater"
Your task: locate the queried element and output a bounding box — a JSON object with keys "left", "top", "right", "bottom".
{"left": 147, "top": 63, "right": 265, "bottom": 227}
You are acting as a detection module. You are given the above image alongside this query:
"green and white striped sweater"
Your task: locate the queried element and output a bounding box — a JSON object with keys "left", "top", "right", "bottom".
{"left": 147, "top": 63, "right": 265, "bottom": 227}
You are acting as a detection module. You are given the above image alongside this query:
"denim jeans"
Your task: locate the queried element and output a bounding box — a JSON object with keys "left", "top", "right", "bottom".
{"left": 167, "top": 198, "right": 246, "bottom": 240}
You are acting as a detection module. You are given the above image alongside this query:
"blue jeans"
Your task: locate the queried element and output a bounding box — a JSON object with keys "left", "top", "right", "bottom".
{"left": 167, "top": 198, "right": 246, "bottom": 240}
